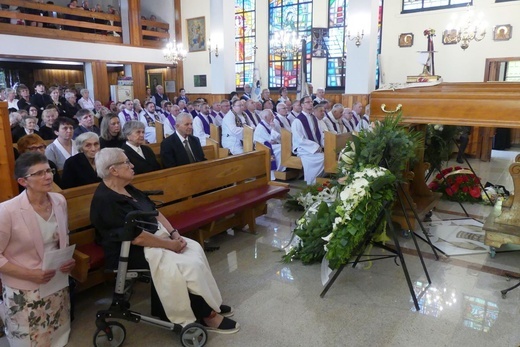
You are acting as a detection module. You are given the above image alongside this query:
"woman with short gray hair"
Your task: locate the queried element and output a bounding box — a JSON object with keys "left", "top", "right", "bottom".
{"left": 78, "top": 89, "right": 95, "bottom": 111}
{"left": 61, "top": 132, "right": 101, "bottom": 189}
{"left": 11, "top": 115, "right": 40, "bottom": 143}
{"left": 90, "top": 147, "right": 239, "bottom": 333}
{"left": 121, "top": 121, "right": 161, "bottom": 174}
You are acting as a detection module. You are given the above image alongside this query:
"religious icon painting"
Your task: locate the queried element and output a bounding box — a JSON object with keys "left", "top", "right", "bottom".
{"left": 493, "top": 24, "right": 512, "bottom": 41}
{"left": 398, "top": 33, "right": 414, "bottom": 47}
{"left": 312, "top": 28, "right": 329, "bottom": 58}
{"left": 187, "top": 17, "right": 206, "bottom": 52}
{"left": 442, "top": 30, "right": 458, "bottom": 45}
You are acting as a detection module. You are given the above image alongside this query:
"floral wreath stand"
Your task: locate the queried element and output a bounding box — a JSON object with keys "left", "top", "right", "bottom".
{"left": 321, "top": 182, "right": 434, "bottom": 311}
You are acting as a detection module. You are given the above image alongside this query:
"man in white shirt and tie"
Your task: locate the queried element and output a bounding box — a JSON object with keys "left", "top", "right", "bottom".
{"left": 291, "top": 96, "right": 325, "bottom": 184}
{"left": 192, "top": 102, "right": 213, "bottom": 146}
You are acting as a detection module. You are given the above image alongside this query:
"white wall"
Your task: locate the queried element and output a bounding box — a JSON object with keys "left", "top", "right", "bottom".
{"left": 381, "top": 0, "right": 520, "bottom": 83}
{"left": 0, "top": 35, "right": 167, "bottom": 64}
{"left": 180, "top": 0, "right": 211, "bottom": 93}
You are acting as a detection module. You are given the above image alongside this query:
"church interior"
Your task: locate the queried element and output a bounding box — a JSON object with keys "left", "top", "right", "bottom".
{"left": 1, "top": 0, "right": 520, "bottom": 346}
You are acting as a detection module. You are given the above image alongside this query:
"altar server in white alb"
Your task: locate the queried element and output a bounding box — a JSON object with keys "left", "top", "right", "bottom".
{"left": 351, "top": 102, "right": 363, "bottom": 130}
{"left": 273, "top": 102, "right": 292, "bottom": 133}
{"left": 254, "top": 109, "right": 283, "bottom": 180}
{"left": 192, "top": 102, "right": 213, "bottom": 146}
{"left": 138, "top": 101, "right": 165, "bottom": 144}
{"left": 118, "top": 99, "right": 140, "bottom": 128}
{"left": 324, "top": 103, "right": 351, "bottom": 134}
{"left": 291, "top": 96, "right": 325, "bottom": 184}
{"left": 222, "top": 99, "right": 247, "bottom": 155}
{"left": 357, "top": 104, "right": 371, "bottom": 131}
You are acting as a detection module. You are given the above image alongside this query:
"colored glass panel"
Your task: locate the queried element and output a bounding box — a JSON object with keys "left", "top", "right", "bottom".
{"left": 268, "top": 0, "right": 312, "bottom": 88}
{"left": 235, "top": 0, "right": 256, "bottom": 89}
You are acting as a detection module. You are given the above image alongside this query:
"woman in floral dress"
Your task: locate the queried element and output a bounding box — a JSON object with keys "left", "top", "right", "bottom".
{"left": 0, "top": 152, "right": 75, "bottom": 346}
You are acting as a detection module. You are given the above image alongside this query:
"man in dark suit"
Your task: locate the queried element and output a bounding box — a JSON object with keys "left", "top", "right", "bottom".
{"left": 161, "top": 112, "right": 206, "bottom": 168}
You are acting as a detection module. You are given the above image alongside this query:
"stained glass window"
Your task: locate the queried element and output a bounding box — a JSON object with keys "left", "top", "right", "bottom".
{"left": 375, "top": 0, "right": 383, "bottom": 89}
{"left": 268, "top": 0, "right": 313, "bottom": 89}
{"left": 402, "top": 0, "right": 471, "bottom": 13}
{"left": 235, "top": 0, "right": 256, "bottom": 89}
{"left": 326, "top": 0, "right": 347, "bottom": 88}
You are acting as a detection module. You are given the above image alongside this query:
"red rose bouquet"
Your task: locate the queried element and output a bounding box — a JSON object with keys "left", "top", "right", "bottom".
{"left": 428, "top": 166, "right": 482, "bottom": 203}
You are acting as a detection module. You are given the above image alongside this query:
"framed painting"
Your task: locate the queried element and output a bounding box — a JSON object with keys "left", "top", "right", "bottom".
{"left": 187, "top": 17, "right": 206, "bottom": 52}
{"left": 148, "top": 73, "right": 163, "bottom": 91}
{"left": 494, "top": 25, "right": 512, "bottom": 41}
{"left": 398, "top": 33, "right": 414, "bottom": 47}
{"left": 194, "top": 75, "right": 207, "bottom": 87}
{"left": 442, "top": 29, "right": 458, "bottom": 45}
{"left": 312, "top": 28, "right": 329, "bottom": 58}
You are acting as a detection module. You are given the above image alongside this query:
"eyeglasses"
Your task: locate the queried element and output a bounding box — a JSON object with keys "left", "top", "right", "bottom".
{"left": 108, "top": 159, "right": 131, "bottom": 169}
{"left": 24, "top": 168, "right": 55, "bottom": 178}
{"left": 27, "top": 145, "right": 46, "bottom": 151}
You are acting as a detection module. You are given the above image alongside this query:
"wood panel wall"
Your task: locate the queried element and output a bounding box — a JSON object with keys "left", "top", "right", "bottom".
{"left": 91, "top": 61, "right": 109, "bottom": 105}
{"left": 32, "top": 69, "right": 84, "bottom": 88}
{"left": 0, "top": 102, "right": 18, "bottom": 202}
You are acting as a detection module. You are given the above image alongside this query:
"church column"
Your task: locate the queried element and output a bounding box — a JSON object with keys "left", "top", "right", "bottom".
{"left": 120, "top": 0, "right": 142, "bottom": 46}
{"left": 345, "top": 0, "right": 380, "bottom": 95}
{"left": 208, "top": 0, "right": 235, "bottom": 94}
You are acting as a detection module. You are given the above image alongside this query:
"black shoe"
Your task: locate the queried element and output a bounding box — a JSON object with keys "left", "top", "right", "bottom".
{"left": 203, "top": 316, "right": 240, "bottom": 334}
{"left": 220, "top": 305, "right": 234, "bottom": 317}
{"left": 456, "top": 158, "right": 464, "bottom": 164}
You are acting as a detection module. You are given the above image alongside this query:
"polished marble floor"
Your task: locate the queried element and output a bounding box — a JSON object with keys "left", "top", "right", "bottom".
{"left": 3, "top": 150, "right": 520, "bottom": 347}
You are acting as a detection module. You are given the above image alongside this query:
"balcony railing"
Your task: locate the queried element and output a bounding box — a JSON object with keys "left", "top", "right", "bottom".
{"left": 0, "top": 0, "right": 169, "bottom": 47}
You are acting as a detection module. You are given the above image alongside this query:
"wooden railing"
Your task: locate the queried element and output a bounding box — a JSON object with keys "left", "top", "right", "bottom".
{"left": 0, "top": 0, "right": 169, "bottom": 47}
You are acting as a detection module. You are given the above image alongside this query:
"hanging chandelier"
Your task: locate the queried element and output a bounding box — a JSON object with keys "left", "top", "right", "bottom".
{"left": 163, "top": 40, "right": 187, "bottom": 65}
{"left": 271, "top": 30, "right": 301, "bottom": 57}
{"left": 446, "top": 5, "right": 487, "bottom": 50}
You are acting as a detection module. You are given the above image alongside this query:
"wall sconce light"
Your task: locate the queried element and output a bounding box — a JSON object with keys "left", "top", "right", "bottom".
{"left": 208, "top": 37, "right": 219, "bottom": 63}
{"left": 347, "top": 30, "right": 364, "bottom": 47}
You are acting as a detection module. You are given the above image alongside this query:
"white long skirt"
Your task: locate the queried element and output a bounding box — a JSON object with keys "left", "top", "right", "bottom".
{"left": 144, "top": 225, "right": 222, "bottom": 325}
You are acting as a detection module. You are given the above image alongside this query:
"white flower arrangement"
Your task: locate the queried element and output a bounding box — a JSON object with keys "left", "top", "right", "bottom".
{"left": 323, "top": 167, "right": 390, "bottom": 248}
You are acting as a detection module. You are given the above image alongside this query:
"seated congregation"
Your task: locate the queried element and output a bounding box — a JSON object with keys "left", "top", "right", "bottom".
{"left": 1, "top": 82, "right": 373, "bottom": 344}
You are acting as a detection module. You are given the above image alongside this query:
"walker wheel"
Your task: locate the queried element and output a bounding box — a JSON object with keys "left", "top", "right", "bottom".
{"left": 180, "top": 323, "right": 208, "bottom": 347}
{"left": 93, "top": 321, "right": 126, "bottom": 347}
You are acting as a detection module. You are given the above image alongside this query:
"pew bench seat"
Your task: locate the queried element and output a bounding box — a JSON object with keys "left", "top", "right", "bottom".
{"left": 167, "top": 184, "right": 289, "bottom": 242}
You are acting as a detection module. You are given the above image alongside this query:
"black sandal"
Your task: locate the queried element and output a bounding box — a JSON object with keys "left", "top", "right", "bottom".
{"left": 219, "top": 305, "right": 234, "bottom": 317}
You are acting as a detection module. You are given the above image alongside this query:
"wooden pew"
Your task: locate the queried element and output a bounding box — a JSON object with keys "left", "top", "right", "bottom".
{"left": 323, "top": 131, "right": 352, "bottom": 174}
{"left": 279, "top": 128, "right": 303, "bottom": 180}
{"left": 210, "top": 123, "right": 229, "bottom": 157}
{"left": 65, "top": 150, "right": 289, "bottom": 290}
{"left": 243, "top": 125, "right": 300, "bottom": 180}
{"left": 155, "top": 121, "right": 165, "bottom": 144}
{"left": 242, "top": 125, "right": 254, "bottom": 153}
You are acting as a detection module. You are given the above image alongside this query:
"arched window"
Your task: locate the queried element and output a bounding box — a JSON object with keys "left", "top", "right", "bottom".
{"left": 235, "top": 0, "right": 256, "bottom": 89}
{"left": 268, "top": 0, "right": 313, "bottom": 89}
{"left": 327, "top": 0, "right": 348, "bottom": 89}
